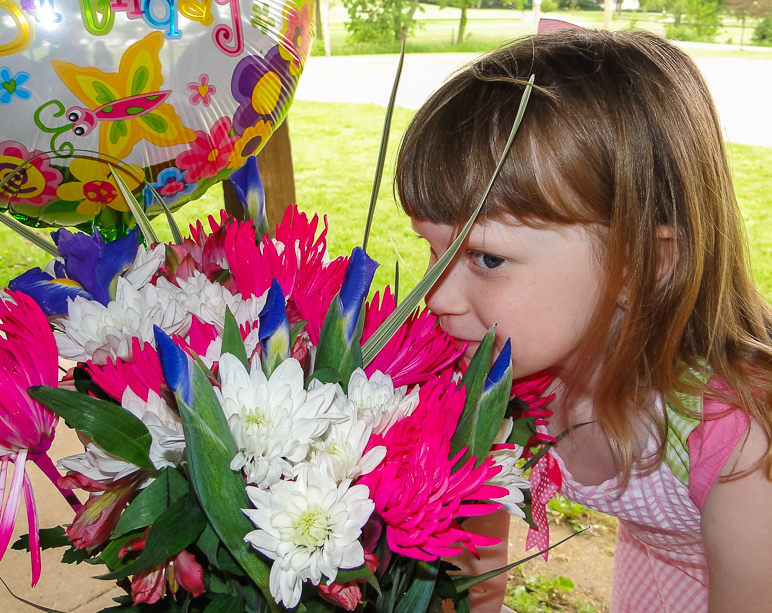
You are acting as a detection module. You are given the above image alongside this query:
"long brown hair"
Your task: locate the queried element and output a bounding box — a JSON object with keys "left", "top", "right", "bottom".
{"left": 396, "top": 29, "right": 772, "bottom": 483}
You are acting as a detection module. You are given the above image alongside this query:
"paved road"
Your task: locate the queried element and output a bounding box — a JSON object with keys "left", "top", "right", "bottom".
{"left": 296, "top": 51, "right": 772, "bottom": 148}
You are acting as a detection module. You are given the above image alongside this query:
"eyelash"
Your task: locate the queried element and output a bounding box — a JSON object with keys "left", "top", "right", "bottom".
{"left": 468, "top": 250, "right": 505, "bottom": 270}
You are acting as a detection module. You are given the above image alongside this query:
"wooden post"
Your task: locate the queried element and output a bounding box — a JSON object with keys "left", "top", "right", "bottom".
{"left": 223, "top": 119, "right": 296, "bottom": 236}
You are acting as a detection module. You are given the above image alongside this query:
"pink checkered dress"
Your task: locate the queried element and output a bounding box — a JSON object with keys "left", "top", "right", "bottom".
{"left": 546, "top": 391, "right": 749, "bottom": 613}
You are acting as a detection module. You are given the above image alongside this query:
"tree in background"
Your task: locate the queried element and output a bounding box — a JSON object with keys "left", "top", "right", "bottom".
{"left": 438, "top": 0, "right": 476, "bottom": 44}
{"left": 342, "top": 0, "right": 422, "bottom": 42}
{"left": 728, "top": 0, "right": 772, "bottom": 45}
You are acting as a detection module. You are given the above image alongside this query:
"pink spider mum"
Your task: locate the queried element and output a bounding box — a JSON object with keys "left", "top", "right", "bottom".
{"left": 87, "top": 337, "right": 165, "bottom": 403}
{"left": 227, "top": 205, "right": 348, "bottom": 343}
{"left": 0, "top": 290, "right": 79, "bottom": 585}
{"left": 358, "top": 378, "right": 506, "bottom": 561}
{"left": 362, "top": 288, "right": 465, "bottom": 387}
{"left": 511, "top": 372, "right": 557, "bottom": 446}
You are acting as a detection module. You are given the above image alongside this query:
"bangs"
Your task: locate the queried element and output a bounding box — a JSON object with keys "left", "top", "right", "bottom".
{"left": 396, "top": 39, "right": 615, "bottom": 229}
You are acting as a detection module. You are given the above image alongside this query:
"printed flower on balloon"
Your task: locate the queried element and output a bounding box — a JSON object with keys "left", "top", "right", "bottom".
{"left": 1, "top": 154, "right": 554, "bottom": 612}
{"left": 0, "top": 141, "right": 62, "bottom": 207}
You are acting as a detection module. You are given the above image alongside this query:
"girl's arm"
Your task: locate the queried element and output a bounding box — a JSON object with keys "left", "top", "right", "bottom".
{"left": 446, "top": 509, "right": 510, "bottom": 613}
{"left": 701, "top": 420, "right": 772, "bottom": 612}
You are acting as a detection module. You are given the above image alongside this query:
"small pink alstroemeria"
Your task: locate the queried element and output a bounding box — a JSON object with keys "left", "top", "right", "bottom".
{"left": 359, "top": 379, "right": 507, "bottom": 561}
{"left": 120, "top": 531, "right": 205, "bottom": 604}
{"left": 58, "top": 472, "right": 142, "bottom": 550}
{"left": 0, "top": 290, "right": 80, "bottom": 586}
{"left": 362, "top": 288, "right": 465, "bottom": 387}
{"left": 318, "top": 551, "right": 379, "bottom": 610}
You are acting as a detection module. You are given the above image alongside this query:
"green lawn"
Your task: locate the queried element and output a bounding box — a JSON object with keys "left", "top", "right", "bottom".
{"left": 1, "top": 100, "right": 771, "bottom": 300}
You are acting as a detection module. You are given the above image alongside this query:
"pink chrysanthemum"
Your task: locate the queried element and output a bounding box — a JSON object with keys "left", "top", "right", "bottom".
{"left": 361, "top": 288, "right": 465, "bottom": 387}
{"left": 358, "top": 378, "right": 506, "bottom": 561}
{"left": 0, "top": 291, "right": 79, "bottom": 585}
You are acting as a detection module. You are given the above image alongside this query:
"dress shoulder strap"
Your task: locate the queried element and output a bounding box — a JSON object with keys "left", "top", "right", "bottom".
{"left": 662, "top": 389, "right": 703, "bottom": 487}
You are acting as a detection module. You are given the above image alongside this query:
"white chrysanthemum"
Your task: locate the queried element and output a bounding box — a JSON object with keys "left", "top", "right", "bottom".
{"left": 243, "top": 465, "right": 374, "bottom": 609}
{"left": 487, "top": 444, "right": 530, "bottom": 517}
{"left": 56, "top": 278, "right": 187, "bottom": 363}
{"left": 155, "top": 271, "right": 264, "bottom": 331}
{"left": 346, "top": 369, "right": 420, "bottom": 435}
{"left": 124, "top": 243, "right": 166, "bottom": 289}
{"left": 216, "top": 354, "right": 341, "bottom": 488}
{"left": 57, "top": 389, "right": 184, "bottom": 485}
{"left": 307, "top": 385, "right": 386, "bottom": 481}
{"left": 122, "top": 389, "right": 186, "bottom": 470}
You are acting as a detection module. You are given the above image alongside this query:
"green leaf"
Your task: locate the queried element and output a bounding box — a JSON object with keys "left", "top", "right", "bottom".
{"left": 98, "top": 493, "right": 206, "bottom": 580}
{"left": 335, "top": 564, "right": 381, "bottom": 595}
{"left": 111, "top": 164, "right": 158, "bottom": 245}
{"left": 222, "top": 307, "right": 249, "bottom": 371}
{"left": 175, "top": 357, "right": 276, "bottom": 609}
{"left": 145, "top": 184, "right": 183, "bottom": 245}
{"left": 28, "top": 386, "right": 154, "bottom": 471}
{"left": 507, "top": 415, "right": 538, "bottom": 448}
{"left": 289, "top": 320, "right": 307, "bottom": 349}
{"left": 12, "top": 526, "right": 70, "bottom": 552}
{"left": 362, "top": 75, "right": 535, "bottom": 367}
{"left": 94, "top": 532, "right": 145, "bottom": 571}
{"left": 314, "top": 302, "right": 365, "bottom": 393}
{"left": 204, "top": 594, "right": 246, "bottom": 613}
{"left": 449, "top": 328, "right": 496, "bottom": 457}
{"left": 197, "top": 523, "right": 221, "bottom": 567}
{"left": 112, "top": 468, "right": 189, "bottom": 537}
{"left": 394, "top": 559, "right": 440, "bottom": 613}
{"left": 305, "top": 367, "right": 342, "bottom": 389}
{"left": 0, "top": 210, "right": 59, "bottom": 257}
{"left": 362, "top": 40, "right": 405, "bottom": 252}
{"left": 451, "top": 529, "right": 586, "bottom": 593}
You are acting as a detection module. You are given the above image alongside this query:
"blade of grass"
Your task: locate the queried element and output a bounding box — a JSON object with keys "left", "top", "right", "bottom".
{"left": 112, "top": 164, "right": 158, "bottom": 245}
{"left": 362, "top": 39, "right": 406, "bottom": 252}
{"left": 146, "top": 184, "right": 183, "bottom": 245}
{"left": 0, "top": 211, "right": 59, "bottom": 257}
{"left": 362, "top": 75, "right": 535, "bottom": 366}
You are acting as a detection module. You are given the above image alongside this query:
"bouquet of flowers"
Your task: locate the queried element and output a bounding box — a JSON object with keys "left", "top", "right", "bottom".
{"left": 0, "top": 153, "right": 557, "bottom": 613}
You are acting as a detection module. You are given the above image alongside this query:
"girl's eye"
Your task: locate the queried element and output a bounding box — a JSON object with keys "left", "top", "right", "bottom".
{"left": 470, "top": 251, "right": 505, "bottom": 269}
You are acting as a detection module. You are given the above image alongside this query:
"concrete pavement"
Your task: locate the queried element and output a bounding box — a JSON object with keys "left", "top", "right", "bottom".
{"left": 295, "top": 50, "right": 772, "bottom": 148}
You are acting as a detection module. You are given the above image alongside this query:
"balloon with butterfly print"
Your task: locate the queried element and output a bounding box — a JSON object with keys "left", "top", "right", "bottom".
{"left": 0, "top": 0, "right": 312, "bottom": 238}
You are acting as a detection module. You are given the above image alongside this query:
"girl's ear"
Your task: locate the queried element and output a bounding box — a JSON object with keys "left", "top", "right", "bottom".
{"left": 654, "top": 224, "right": 678, "bottom": 290}
{"left": 617, "top": 225, "right": 678, "bottom": 309}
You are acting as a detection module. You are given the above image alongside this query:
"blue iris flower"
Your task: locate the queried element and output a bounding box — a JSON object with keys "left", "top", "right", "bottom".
{"left": 9, "top": 227, "right": 140, "bottom": 316}
{"left": 229, "top": 155, "right": 266, "bottom": 229}
{"left": 338, "top": 247, "right": 379, "bottom": 345}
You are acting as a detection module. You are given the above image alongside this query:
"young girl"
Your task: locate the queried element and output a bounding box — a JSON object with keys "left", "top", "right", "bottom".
{"left": 396, "top": 29, "right": 772, "bottom": 612}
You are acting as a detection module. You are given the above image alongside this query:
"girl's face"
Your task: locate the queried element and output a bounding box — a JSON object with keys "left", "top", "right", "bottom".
{"left": 413, "top": 215, "right": 607, "bottom": 381}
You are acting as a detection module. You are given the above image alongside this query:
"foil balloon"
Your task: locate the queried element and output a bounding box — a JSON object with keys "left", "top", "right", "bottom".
{"left": 0, "top": 0, "right": 312, "bottom": 238}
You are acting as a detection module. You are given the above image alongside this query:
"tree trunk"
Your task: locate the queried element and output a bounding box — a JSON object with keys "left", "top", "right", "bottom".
{"left": 457, "top": 7, "right": 468, "bottom": 45}
{"left": 223, "top": 119, "right": 296, "bottom": 235}
{"left": 740, "top": 14, "right": 746, "bottom": 48}
{"left": 315, "top": 0, "right": 323, "bottom": 40}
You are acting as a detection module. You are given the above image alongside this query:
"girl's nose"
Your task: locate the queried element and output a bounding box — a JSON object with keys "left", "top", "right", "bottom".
{"left": 424, "top": 259, "right": 467, "bottom": 317}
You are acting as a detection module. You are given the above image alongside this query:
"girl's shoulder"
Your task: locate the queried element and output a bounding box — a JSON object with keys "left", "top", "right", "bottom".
{"left": 663, "top": 379, "right": 751, "bottom": 511}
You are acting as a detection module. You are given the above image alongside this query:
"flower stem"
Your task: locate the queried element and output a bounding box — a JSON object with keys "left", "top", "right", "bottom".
{"left": 34, "top": 453, "right": 82, "bottom": 513}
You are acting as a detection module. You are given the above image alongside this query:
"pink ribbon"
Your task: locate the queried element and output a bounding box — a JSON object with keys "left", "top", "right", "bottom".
{"left": 537, "top": 18, "right": 584, "bottom": 34}
{"left": 525, "top": 452, "right": 562, "bottom": 560}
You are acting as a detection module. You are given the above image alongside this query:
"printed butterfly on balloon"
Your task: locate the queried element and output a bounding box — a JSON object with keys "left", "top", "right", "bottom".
{"left": 50, "top": 31, "right": 195, "bottom": 161}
